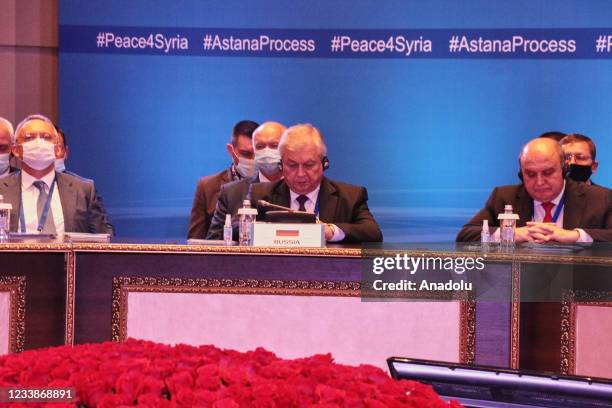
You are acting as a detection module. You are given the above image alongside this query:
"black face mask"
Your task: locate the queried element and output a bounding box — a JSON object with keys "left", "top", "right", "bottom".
{"left": 568, "top": 164, "right": 593, "bottom": 182}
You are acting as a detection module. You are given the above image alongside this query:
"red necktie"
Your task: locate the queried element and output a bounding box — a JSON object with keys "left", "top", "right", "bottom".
{"left": 542, "top": 202, "right": 555, "bottom": 223}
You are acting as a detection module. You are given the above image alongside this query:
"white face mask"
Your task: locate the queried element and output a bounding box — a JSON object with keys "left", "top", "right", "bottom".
{"left": 235, "top": 156, "right": 256, "bottom": 178}
{"left": 0, "top": 153, "right": 9, "bottom": 174}
{"left": 255, "top": 147, "right": 281, "bottom": 174}
{"left": 21, "top": 139, "right": 56, "bottom": 170}
{"left": 55, "top": 158, "right": 66, "bottom": 173}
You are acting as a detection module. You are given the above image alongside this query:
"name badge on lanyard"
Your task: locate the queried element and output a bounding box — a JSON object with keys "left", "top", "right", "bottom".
{"left": 19, "top": 177, "right": 57, "bottom": 233}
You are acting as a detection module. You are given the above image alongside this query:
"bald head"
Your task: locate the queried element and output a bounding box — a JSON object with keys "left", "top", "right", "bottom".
{"left": 252, "top": 121, "right": 286, "bottom": 180}
{"left": 252, "top": 121, "right": 286, "bottom": 149}
{"left": 519, "top": 138, "right": 565, "bottom": 203}
{"left": 520, "top": 138, "right": 564, "bottom": 168}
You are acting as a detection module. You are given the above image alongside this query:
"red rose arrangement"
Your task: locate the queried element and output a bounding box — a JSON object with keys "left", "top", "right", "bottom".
{"left": 0, "top": 339, "right": 462, "bottom": 407}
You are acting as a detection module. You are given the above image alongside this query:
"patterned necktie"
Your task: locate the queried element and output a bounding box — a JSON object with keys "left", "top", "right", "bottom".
{"left": 32, "top": 180, "right": 56, "bottom": 234}
{"left": 296, "top": 195, "right": 309, "bottom": 212}
{"left": 542, "top": 202, "right": 555, "bottom": 223}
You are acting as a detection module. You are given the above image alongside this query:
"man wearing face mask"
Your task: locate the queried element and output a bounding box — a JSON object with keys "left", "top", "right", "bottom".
{"left": 206, "top": 121, "right": 285, "bottom": 240}
{"left": 560, "top": 134, "right": 601, "bottom": 186}
{"left": 0, "top": 114, "right": 113, "bottom": 235}
{"left": 187, "top": 120, "right": 259, "bottom": 239}
{"left": 0, "top": 117, "right": 19, "bottom": 179}
{"left": 209, "top": 123, "right": 383, "bottom": 243}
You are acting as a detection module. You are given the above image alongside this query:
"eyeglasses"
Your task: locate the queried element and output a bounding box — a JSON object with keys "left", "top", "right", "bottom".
{"left": 564, "top": 153, "right": 592, "bottom": 162}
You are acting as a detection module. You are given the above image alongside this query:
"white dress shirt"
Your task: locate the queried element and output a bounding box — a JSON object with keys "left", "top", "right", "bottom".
{"left": 20, "top": 170, "right": 65, "bottom": 234}
{"left": 289, "top": 185, "right": 346, "bottom": 242}
{"left": 492, "top": 182, "right": 592, "bottom": 243}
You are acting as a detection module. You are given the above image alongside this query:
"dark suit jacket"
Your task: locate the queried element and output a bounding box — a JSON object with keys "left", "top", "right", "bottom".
{"left": 187, "top": 168, "right": 232, "bottom": 239}
{"left": 206, "top": 175, "right": 259, "bottom": 240}
{"left": 207, "top": 177, "right": 383, "bottom": 243}
{"left": 456, "top": 180, "right": 612, "bottom": 242}
{"left": 0, "top": 171, "right": 114, "bottom": 234}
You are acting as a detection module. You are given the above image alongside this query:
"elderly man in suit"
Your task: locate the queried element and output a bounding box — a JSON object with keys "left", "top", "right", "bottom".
{"left": 187, "top": 120, "right": 259, "bottom": 239}
{"left": 456, "top": 137, "right": 612, "bottom": 243}
{"left": 0, "top": 114, "right": 113, "bottom": 234}
{"left": 209, "top": 123, "right": 383, "bottom": 243}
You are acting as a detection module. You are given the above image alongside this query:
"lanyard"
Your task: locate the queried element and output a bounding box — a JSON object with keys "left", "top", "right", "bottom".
{"left": 19, "top": 177, "right": 57, "bottom": 233}
{"left": 314, "top": 194, "right": 321, "bottom": 217}
{"left": 532, "top": 195, "right": 565, "bottom": 223}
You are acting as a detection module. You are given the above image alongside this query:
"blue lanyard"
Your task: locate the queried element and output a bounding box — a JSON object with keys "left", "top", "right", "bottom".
{"left": 533, "top": 195, "right": 565, "bottom": 223}
{"left": 314, "top": 194, "right": 320, "bottom": 217}
{"left": 19, "top": 177, "right": 57, "bottom": 233}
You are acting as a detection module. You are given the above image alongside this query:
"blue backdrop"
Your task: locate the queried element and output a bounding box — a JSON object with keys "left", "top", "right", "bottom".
{"left": 58, "top": 1, "right": 612, "bottom": 240}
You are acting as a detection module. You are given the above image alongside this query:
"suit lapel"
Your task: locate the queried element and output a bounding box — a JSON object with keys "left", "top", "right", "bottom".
{"left": 317, "top": 177, "right": 338, "bottom": 222}
{"left": 516, "top": 186, "right": 533, "bottom": 227}
{"left": 56, "top": 173, "right": 75, "bottom": 232}
{"left": 2, "top": 173, "right": 21, "bottom": 231}
{"left": 561, "top": 181, "right": 584, "bottom": 229}
{"left": 272, "top": 181, "right": 291, "bottom": 208}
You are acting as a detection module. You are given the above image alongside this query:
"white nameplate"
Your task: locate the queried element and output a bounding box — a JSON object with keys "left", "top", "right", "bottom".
{"left": 252, "top": 222, "right": 325, "bottom": 248}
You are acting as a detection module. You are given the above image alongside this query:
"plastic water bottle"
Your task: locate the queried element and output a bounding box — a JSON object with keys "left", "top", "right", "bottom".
{"left": 223, "top": 214, "right": 233, "bottom": 246}
{"left": 0, "top": 195, "right": 12, "bottom": 243}
{"left": 237, "top": 200, "right": 258, "bottom": 246}
{"left": 481, "top": 219, "right": 490, "bottom": 252}
{"left": 498, "top": 204, "right": 519, "bottom": 249}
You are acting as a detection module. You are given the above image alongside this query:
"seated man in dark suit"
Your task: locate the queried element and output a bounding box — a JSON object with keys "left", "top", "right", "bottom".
{"left": 0, "top": 114, "right": 113, "bottom": 234}
{"left": 187, "top": 120, "right": 259, "bottom": 239}
{"left": 209, "top": 123, "right": 383, "bottom": 243}
{"left": 456, "top": 137, "right": 612, "bottom": 243}
{"left": 206, "top": 121, "right": 286, "bottom": 240}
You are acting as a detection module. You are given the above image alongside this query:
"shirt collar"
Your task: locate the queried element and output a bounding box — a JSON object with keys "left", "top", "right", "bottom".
{"left": 533, "top": 181, "right": 566, "bottom": 207}
{"left": 258, "top": 171, "right": 271, "bottom": 183}
{"left": 21, "top": 169, "right": 56, "bottom": 190}
{"left": 289, "top": 184, "right": 321, "bottom": 206}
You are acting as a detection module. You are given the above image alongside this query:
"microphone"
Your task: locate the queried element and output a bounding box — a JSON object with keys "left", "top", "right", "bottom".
{"left": 257, "top": 200, "right": 296, "bottom": 212}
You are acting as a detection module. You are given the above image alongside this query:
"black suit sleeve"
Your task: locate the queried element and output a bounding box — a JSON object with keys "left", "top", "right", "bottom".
{"left": 456, "top": 187, "right": 502, "bottom": 242}
{"left": 206, "top": 185, "right": 231, "bottom": 240}
{"left": 86, "top": 182, "right": 114, "bottom": 235}
{"left": 583, "top": 187, "right": 612, "bottom": 242}
{"left": 335, "top": 187, "right": 383, "bottom": 243}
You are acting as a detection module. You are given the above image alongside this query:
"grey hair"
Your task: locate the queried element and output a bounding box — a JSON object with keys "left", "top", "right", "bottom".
{"left": 0, "top": 117, "right": 14, "bottom": 142}
{"left": 13, "top": 114, "right": 58, "bottom": 144}
{"left": 278, "top": 123, "right": 327, "bottom": 158}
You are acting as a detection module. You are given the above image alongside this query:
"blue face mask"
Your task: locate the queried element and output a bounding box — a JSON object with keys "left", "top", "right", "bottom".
{"left": 55, "top": 158, "right": 66, "bottom": 173}
{"left": 235, "top": 156, "right": 256, "bottom": 178}
{"left": 0, "top": 153, "right": 9, "bottom": 174}
{"left": 255, "top": 147, "right": 281, "bottom": 174}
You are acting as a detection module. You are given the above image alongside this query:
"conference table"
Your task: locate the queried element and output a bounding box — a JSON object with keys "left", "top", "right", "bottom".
{"left": 1, "top": 239, "right": 610, "bottom": 378}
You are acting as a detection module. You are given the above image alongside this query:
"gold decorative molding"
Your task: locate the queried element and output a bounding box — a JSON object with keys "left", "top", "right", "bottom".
{"left": 74, "top": 243, "right": 362, "bottom": 257}
{"left": 0, "top": 276, "right": 26, "bottom": 353}
{"left": 0, "top": 242, "right": 71, "bottom": 252}
{"left": 64, "top": 251, "right": 76, "bottom": 345}
{"left": 510, "top": 262, "right": 521, "bottom": 369}
{"left": 112, "top": 276, "right": 475, "bottom": 363}
{"left": 460, "top": 297, "right": 477, "bottom": 365}
{"left": 560, "top": 289, "right": 612, "bottom": 375}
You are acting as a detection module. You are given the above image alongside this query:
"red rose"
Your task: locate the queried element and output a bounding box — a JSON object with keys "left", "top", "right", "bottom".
{"left": 174, "top": 388, "right": 196, "bottom": 407}
{"left": 212, "top": 397, "right": 240, "bottom": 408}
